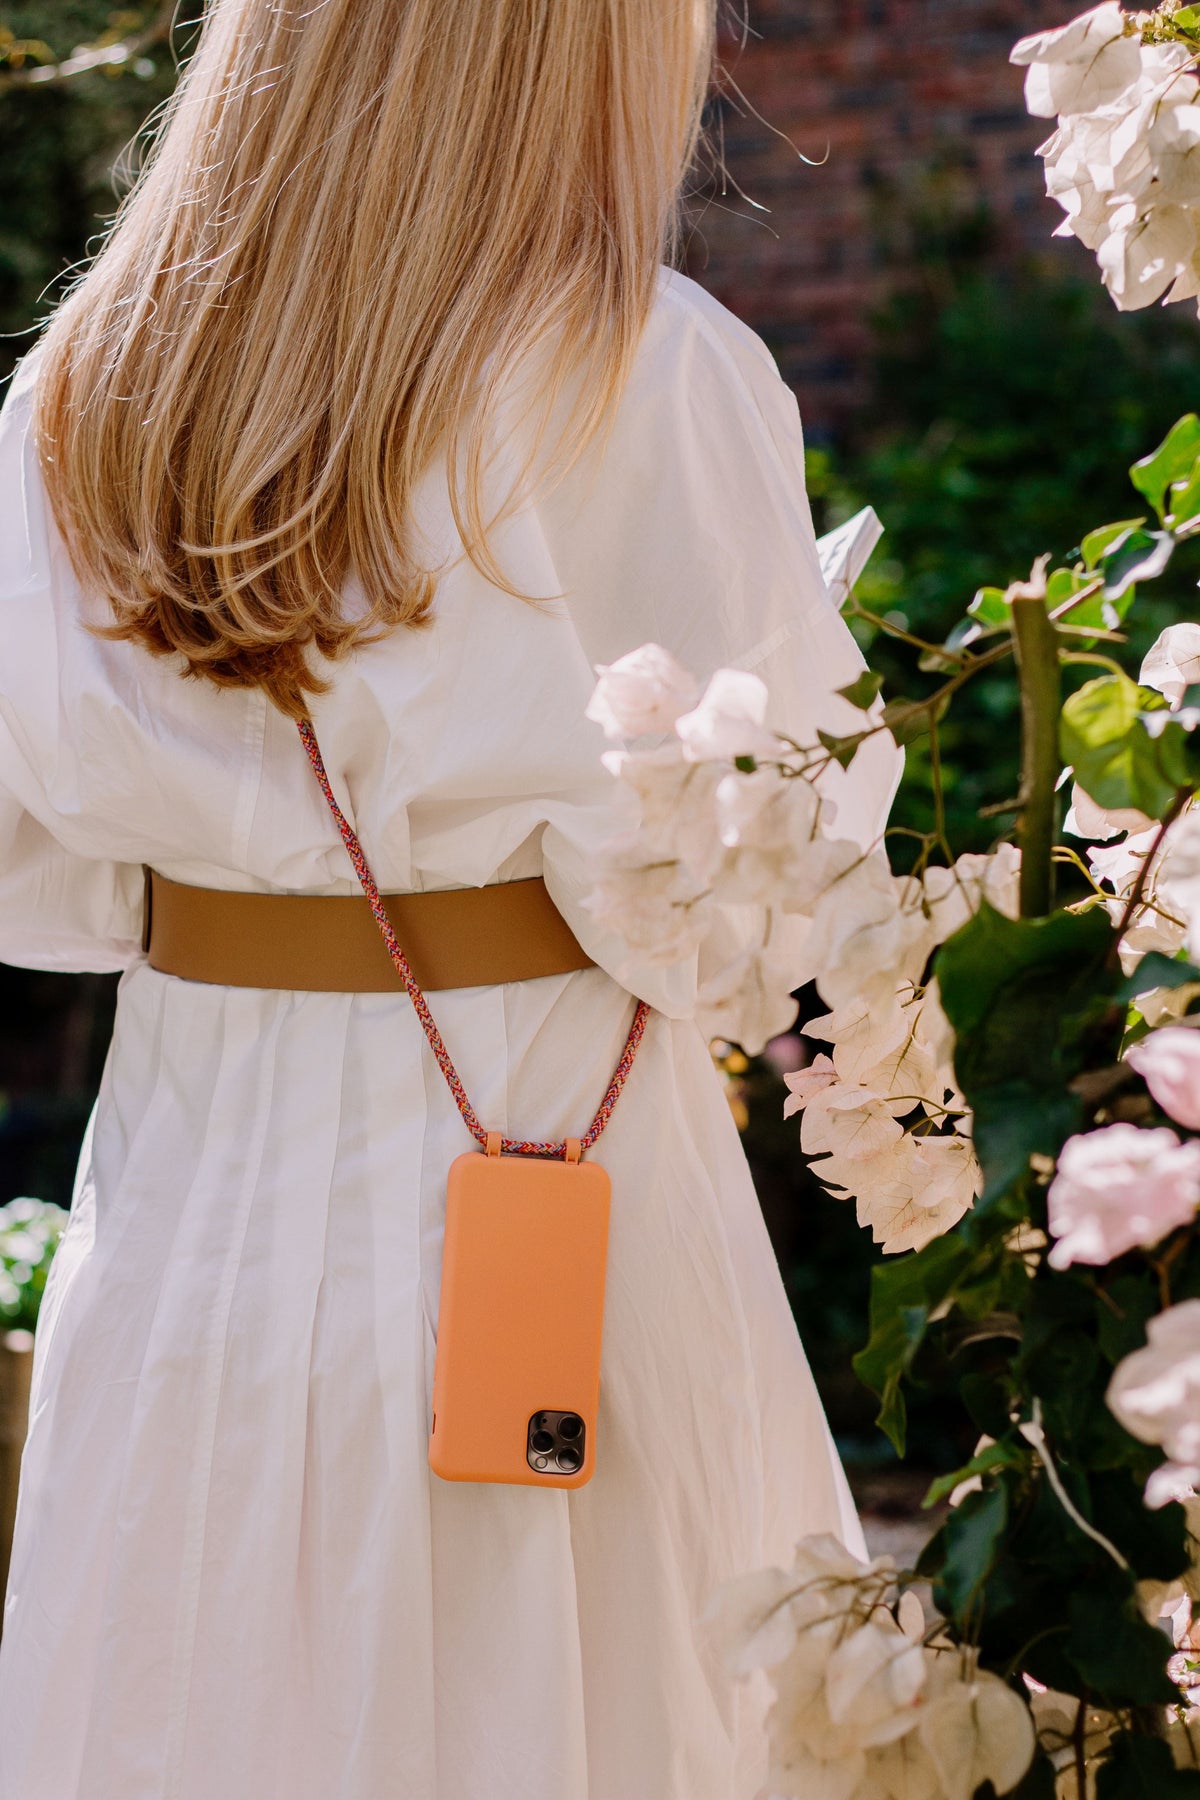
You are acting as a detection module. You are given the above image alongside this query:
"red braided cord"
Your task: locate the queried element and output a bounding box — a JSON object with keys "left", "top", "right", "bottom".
{"left": 297, "top": 719, "right": 650, "bottom": 1159}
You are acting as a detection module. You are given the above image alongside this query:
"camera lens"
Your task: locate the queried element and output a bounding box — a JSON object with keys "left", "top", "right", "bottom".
{"left": 531, "top": 1429, "right": 554, "bottom": 1454}
{"left": 558, "top": 1414, "right": 583, "bottom": 1441}
{"left": 556, "top": 1445, "right": 582, "bottom": 1472}
{"left": 532, "top": 1455, "right": 550, "bottom": 1471}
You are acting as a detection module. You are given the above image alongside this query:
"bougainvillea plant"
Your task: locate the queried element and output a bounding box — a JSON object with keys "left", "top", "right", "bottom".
{"left": 581, "top": 9, "right": 1200, "bottom": 1795}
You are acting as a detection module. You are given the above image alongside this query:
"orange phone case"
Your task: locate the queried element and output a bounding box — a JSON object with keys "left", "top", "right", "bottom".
{"left": 428, "top": 1147, "right": 612, "bottom": 1488}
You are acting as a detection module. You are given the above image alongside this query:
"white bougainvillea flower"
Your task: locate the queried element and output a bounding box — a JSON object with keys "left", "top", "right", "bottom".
{"left": 782, "top": 1052, "right": 841, "bottom": 1113}
{"left": 709, "top": 1532, "right": 896, "bottom": 1675}
{"left": 799, "top": 1088, "right": 906, "bottom": 1166}
{"left": 794, "top": 1003, "right": 945, "bottom": 1124}
{"left": 801, "top": 994, "right": 911, "bottom": 1088}
{"left": 1046, "top": 1123, "right": 1200, "bottom": 1269}
{"left": 763, "top": 1735, "right": 867, "bottom": 1800}
{"left": 913, "top": 978, "right": 960, "bottom": 1091}
{"left": 918, "top": 1662, "right": 1036, "bottom": 1800}
{"left": 1150, "top": 100, "right": 1200, "bottom": 209}
{"left": 780, "top": 834, "right": 870, "bottom": 919}
{"left": 862, "top": 1728, "right": 944, "bottom": 1800}
{"left": 1117, "top": 910, "right": 1191, "bottom": 977}
{"left": 1088, "top": 821, "right": 1162, "bottom": 896}
{"left": 712, "top": 766, "right": 824, "bottom": 904}
{"left": 1043, "top": 122, "right": 1117, "bottom": 249}
{"left": 1140, "top": 982, "right": 1200, "bottom": 1029}
{"left": 1097, "top": 200, "right": 1199, "bottom": 310}
{"left": 1107, "top": 1298, "right": 1200, "bottom": 1474}
{"left": 600, "top": 747, "right": 725, "bottom": 883}
{"left": 1064, "top": 779, "right": 1152, "bottom": 842}
{"left": 856, "top": 1032, "right": 945, "bottom": 1120}
{"left": 828, "top": 1132, "right": 980, "bottom": 1256}
{"left": 1127, "top": 1027, "right": 1200, "bottom": 1131}
{"left": 890, "top": 847, "right": 1019, "bottom": 987}
{"left": 1011, "top": 3, "right": 1142, "bottom": 119}
{"left": 1142, "top": 622, "right": 1200, "bottom": 706}
{"left": 1158, "top": 810, "right": 1200, "bottom": 963}
{"left": 804, "top": 851, "right": 931, "bottom": 1011}
{"left": 700, "top": 1562, "right": 805, "bottom": 1677}
{"left": 921, "top": 845, "right": 1022, "bottom": 940}
{"left": 824, "top": 1616, "right": 927, "bottom": 1748}
{"left": 581, "top": 850, "right": 712, "bottom": 962}
{"left": 1145, "top": 1460, "right": 1200, "bottom": 1511}
{"left": 585, "top": 643, "right": 699, "bottom": 740}
{"left": 674, "top": 668, "right": 781, "bottom": 764}
{"left": 694, "top": 944, "right": 800, "bottom": 1056}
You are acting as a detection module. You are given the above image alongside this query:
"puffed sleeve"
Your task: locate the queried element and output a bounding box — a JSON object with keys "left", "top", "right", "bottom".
{"left": 536, "top": 269, "right": 903, "bottom": 1025}
{"left": 0, "top": 352, "right": 144, "bottom": 973}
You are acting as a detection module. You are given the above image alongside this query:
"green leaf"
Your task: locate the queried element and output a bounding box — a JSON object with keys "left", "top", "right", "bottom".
{"left": 1099, "top": 527, "right": 1174, "bottom": 599}
{"left": 934, "top": 1481, "right": 1009, "bottom": 1629}
{"left": 1130, "top": 415, "right": 1200, "bottom": 520}
{"left": 1067, "top": 1584, "right": 1179, "bottom": 1705}
{"left": 961, "top": 1370, "right": 1016, "bottom": 1440}
{"left": 1044, "top": 566, "right": 1086, "bottom": 608}
{"left": 970, "top": 1083, "right": 1081, "bottom": 1204}
{"left": 1008, "top": 1750, "right": 1059, "bottom": 1800}
{"left": 835, "top": 669, "right": 885, "bottom": 710}
{"left": 1095, "top": 1273, "right": 1162, "bottom": 1367}
{"left": 1081, "top": 518, "right": 1147, "bottom": 569}
{"left": 921, "top": 615, "right": 982, "bottom": 670}
{"left": 816, "top": 728, "right": 866, "bottom": 769}
{"left": 1062, "top": 672, "right": 1195, "bottom": 821}
{"left": 1090, "top": 1468, "right": 1189, "bottom": 1580}
{"left": 923, "top": 1440, "right": 1022, "bottom": 1508}
{"left": 1097, "top": 1733, "right": 1200, "bottom": 1797}
{"left": 1170, "top": 458, "right": 1200, "bottom": 530}
{"left": 1113, "top": 951, "right": 1200, "bottom": 1003}
{"left": 969, "top": 585, "right": 1011, "bottom": 627}
{"left": 936, "top": 903, "right": 1117, "bottom": 1202}
{"left": 1174, "top": 3, "right": 1200, "bottom": 29}
{"left": 882, "top": 697, "right": 945, "bottom": 748}
{"left": 852, "top": 1234, "right": 974, "bottom": 1454}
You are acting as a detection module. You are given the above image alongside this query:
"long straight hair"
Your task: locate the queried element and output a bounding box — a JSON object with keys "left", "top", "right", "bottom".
{"left": 33, "top": 0, "right": 717, "bottom": 717}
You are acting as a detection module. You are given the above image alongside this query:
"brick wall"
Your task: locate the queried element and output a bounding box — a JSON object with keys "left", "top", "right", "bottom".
{"left": 687, "top": 0, "right": 1082, "bottom": 439}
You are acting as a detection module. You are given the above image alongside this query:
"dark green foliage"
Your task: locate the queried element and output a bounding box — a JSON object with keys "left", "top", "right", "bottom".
{"left": 936, "top": 903, "right": 1120, "bottom": 1202}
{"left": 807, "top": 268, "right": 1200, "bottom": 864}
{"left": 1096, "top": 1734, "right": 1200, "bottom": 1797}
{"left": 0, "top": 5, "right": 182, "bottom": 381}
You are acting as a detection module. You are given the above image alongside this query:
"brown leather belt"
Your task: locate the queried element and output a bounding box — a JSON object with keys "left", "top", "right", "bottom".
{"left": 142, "top": 868, "right": 595, "bottom": 992}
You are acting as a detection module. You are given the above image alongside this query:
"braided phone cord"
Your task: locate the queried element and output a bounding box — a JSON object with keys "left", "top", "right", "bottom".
{"left": 298, "top": 719, "right": 649, "bottom": 1159}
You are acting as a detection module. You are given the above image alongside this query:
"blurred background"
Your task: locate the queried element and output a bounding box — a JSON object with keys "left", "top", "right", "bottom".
{"left": 2, "top": 0, "right": 1198, "bottom": 1502}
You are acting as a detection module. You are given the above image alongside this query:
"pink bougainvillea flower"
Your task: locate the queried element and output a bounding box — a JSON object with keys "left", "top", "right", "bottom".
{"left": 1127, "top": 1027, "right": 1200, "bottom": 1132}
{"left": 1046, "top": 1123, "right": 1200, "bottom": 1269}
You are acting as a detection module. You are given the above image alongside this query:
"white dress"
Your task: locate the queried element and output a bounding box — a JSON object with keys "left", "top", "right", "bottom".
{"left": 0, "top": 268, "right": 900, "bottom": 1800}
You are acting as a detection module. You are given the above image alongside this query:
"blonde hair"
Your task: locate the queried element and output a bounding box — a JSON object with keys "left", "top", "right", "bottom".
{"left": 33, "top": 0, "right": 716, "bottom": 718}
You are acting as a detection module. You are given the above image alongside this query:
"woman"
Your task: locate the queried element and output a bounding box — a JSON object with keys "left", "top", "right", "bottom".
{"left": 0, "top": 4, "right": 899, "bottom": 1797}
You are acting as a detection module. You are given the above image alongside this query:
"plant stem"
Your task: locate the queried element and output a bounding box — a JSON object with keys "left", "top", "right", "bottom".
{"left": 0, "top": 0, "right": 178, "bottom": 93}
{"left": 1011, "top": 597, "right": 1062, "bottom": 919}
{"left": 1110, "top": 786, "right": 1191, "bottom": 959}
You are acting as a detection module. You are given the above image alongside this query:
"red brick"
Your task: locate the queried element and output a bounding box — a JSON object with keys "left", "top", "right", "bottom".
{"left": 690, "top": 0, "right": 1070, "bottom": 436}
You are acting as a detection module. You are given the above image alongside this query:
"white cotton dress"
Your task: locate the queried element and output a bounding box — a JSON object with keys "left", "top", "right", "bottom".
{"left": 0, "top": 268, "right": 900, "bottom": 1800}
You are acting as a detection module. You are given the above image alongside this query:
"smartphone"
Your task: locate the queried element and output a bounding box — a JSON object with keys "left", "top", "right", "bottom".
{"left": 428, "top": 1148, "right": 612, "bottom": 1487}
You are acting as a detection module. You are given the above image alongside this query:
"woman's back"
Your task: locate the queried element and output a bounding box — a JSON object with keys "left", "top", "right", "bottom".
{"left": 0, "top": 267, "right": 889, "bottom": 986}
{"left": 0, "top": 5, "right": 898, "bottom": 1793}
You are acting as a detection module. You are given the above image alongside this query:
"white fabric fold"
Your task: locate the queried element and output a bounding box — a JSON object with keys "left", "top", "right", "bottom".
{"left": 0, "top": 268, "right": 888, "bottom": 1800}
